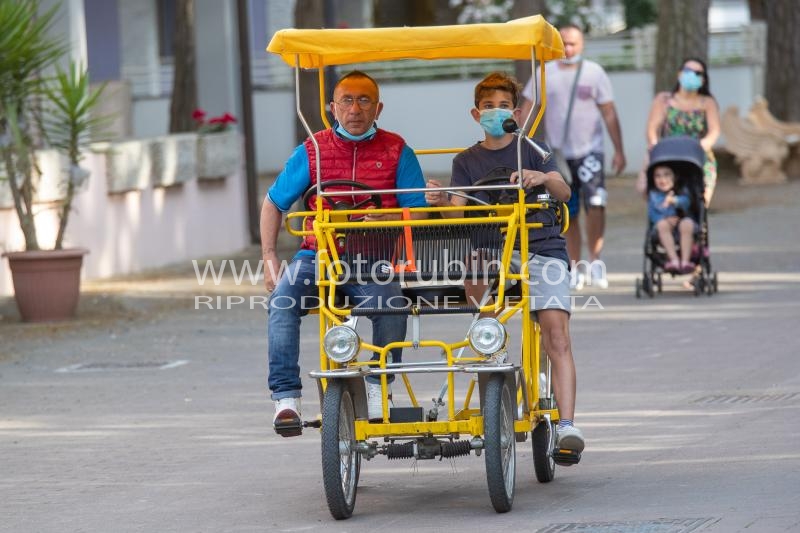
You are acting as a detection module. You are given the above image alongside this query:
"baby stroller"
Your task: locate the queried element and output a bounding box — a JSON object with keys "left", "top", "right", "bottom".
{"left": 635, "top": 136, "right": 718, "bottom": 297}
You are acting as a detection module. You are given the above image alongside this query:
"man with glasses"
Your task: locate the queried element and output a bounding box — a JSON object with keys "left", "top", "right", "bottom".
{"left": 260, "top": 70, "right": 428, "bottom": 436}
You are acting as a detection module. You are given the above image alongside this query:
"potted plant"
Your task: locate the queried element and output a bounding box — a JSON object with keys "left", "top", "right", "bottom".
{"left": 1, "top": 0, "right": 106, "bottom": 322}
{"left": 193, "top": 108, "right": 240, "bottom": 179}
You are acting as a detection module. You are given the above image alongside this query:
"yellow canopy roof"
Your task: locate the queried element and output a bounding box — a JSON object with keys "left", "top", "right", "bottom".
{"left": 267, "top": 15, "right": 564, "bottom": 68}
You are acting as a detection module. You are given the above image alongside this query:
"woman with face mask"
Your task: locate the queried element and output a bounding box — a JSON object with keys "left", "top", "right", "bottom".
{"left": 642, "top": 57, "right": 720, "bottom": 206}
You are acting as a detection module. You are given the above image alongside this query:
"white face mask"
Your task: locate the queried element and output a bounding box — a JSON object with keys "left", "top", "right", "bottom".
{"left": 560, "top": 54, "right": 582, "bottom": 65}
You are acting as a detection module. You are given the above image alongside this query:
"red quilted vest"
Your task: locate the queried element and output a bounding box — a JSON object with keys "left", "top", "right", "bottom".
{"left": 301, "top": 128, "right": 405, "bottom": 252}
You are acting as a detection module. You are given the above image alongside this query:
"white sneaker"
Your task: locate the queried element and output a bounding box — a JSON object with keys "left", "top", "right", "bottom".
{"left": 273, "top": 397, "right": 302, "bottom": 437}
{"left": 590, "top": 262, "right": 609, "bottom": 289}
{"left": 367, "top": 382, "right": 391, "bottom": 421}
{"left": 569, "top": 271, "right": 585, "bottom": 291}
{"left": 556, "top": 425, "right": 585, "bottom": 453}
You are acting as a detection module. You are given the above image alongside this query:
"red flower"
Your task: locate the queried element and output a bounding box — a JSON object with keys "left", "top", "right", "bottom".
{"left": 193, "top": 109, "right": 236, "bottom": 133}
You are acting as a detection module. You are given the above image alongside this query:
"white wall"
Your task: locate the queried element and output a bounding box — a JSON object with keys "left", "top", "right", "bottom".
{"left": 130, "top": 64, "right": 759, "bottom": 177}
{"left": 0, "top": 152, "right": 250, "bottom": 297}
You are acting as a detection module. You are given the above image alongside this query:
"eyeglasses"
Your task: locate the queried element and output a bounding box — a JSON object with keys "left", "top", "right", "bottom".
{"left": 334, "top": 96, "right": 376, "bottom": 110}
{"left": 682, "top": 67, "right": 705, "bottom": 76}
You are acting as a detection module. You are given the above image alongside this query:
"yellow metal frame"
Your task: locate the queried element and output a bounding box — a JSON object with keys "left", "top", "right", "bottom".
{"left": 268, "top": 16, "right": 566, "bottom": 442}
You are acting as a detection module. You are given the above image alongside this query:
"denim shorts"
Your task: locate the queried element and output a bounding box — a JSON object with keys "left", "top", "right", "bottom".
{"left": 508, "top": 252, "right": 572, "bottom": 315}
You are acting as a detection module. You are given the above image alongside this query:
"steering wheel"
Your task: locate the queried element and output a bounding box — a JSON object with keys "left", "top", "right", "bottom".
{"left": 468, "top": 174, "right": 518, "bottom": 207}
{"left": 302, "top": 180, "right": 382, "bottom": 213}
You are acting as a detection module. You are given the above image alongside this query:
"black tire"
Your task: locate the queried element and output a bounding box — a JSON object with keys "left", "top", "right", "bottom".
{"left": 484, "top": 374, "right": 515, "bottom": 513}
{"left": 713, "top": 272, "right": 719, "bottom": 293}
{"left": 321, "top": 381, "right": 360, "bottom": 520}
{"left": 635, "top": 278, "right": 641, "bottom": 298}
{"left": 532, "top": 420, "right": 556, "bottom": 483}
{"left": 642, "top": 274, "right": 654, "bottom": 298}
{"left": 657, "top": 273, "right": 663, "bottom": 293}
{"left": 693, "top": 277, "right": 703, "bottom": 297}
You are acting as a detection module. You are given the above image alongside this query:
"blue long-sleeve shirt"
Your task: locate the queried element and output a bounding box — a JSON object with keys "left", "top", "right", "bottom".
{"left": 648, "top": 189, "right": 691, "bottom": 224}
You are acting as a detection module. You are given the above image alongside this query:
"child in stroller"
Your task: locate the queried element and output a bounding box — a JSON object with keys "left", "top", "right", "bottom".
{"left": 648, "top": 163, "right": 696, "bottom": 274}
{"left": 636, "top": 136, "right": 718, "bottom": 297}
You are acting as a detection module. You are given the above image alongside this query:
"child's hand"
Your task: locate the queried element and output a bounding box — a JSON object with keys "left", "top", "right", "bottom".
{"left": 510, "top": 169, "right": 546, "bottom": 189}
{"left": 662, "top": 191, "right": 675, "bottom": 208}
{"left": 425, "top": 179, "right": 446, "bottom": 206}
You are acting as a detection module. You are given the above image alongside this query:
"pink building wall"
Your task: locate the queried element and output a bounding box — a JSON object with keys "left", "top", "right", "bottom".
{"left": 1, "top": 149, "right": 250, "bottom": 297}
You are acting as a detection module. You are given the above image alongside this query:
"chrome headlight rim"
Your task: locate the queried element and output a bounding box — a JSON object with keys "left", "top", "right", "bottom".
{"left": 468, "top": 317, "right": 507, "bottom": 356}
{"left": 323, "top": 325, "right": 361, "bottom": 363}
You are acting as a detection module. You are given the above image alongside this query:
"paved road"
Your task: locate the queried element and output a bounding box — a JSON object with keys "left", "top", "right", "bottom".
{"left": 2, "top": 180, "right": 800, "bottom": 532}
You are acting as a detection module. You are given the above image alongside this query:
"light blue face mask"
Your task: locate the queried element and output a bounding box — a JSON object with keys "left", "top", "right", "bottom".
{"left": 335, "top": 121, "right": 377, "bottom": 141}
{"left": 479, "top": 108, "right": 514, "bottom": 138}
{"left": 678, "top": 70, "right": 703, "bottom": 92}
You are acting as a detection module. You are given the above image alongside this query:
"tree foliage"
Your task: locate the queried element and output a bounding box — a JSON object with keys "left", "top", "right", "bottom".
{"left": 623, "top": 0, "right": 657, "bottom": 29}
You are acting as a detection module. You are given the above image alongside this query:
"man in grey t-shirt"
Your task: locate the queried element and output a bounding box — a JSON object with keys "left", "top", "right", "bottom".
{"left": 520, "top": 24, "right": 625, "bottom": 290}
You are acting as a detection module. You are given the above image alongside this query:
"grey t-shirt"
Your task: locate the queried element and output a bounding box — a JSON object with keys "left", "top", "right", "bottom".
{"left": 451, "top": 140, "right": 568, "bottom": 263}
{"left": 523, "top": 59, "right": 614, "bottom": 159}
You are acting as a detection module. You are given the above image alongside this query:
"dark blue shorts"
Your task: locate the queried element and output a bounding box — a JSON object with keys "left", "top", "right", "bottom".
{"left": 566, "top": 152, "right": 607, "bottom": 218}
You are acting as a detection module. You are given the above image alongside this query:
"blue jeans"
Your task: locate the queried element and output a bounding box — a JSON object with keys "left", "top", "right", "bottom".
{"left": 268, "top": 255, "right": 407, "bottom": 400}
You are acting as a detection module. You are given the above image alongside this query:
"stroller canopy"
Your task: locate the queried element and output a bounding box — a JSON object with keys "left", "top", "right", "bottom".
{"left": 646, "top": 136, "right": 706, "bottom": 191}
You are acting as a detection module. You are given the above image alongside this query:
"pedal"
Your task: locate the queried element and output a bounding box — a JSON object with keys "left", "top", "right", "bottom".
{"left": 274, "top": 420, "right": 303, "bottom": 437}
{"left": 303, "top": 418, "right": 322, "bottom": 429}
{"left": 273, "top": 415, "right": 303, "bottom": 438}
{"left": 553, "top": 448, "right": 581, "bottom": 466}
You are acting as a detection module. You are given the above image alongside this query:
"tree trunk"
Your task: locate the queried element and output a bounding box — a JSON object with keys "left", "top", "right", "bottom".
{"left": 2, "top": 109, "right": 40, "bottom": 251}
{"left": 432, "top": 0, "right": 458, "bottom": 25}
{"left": 511, "top": 0, "right": 549, "bottom": 85}
{"left": 293, "top": 0, "right": 327, "bottom": 144}
{"left": 653, "top": 0, "right": 710, "bottom": 94}
{"left": 169, "top": 0, "right": 198, "bottom": 133}
{"left": 373, "top": 0, "right": 408, "bottom": 26}
{"left": 747, "top": 0, "right": 765, "bottom": 21}
{"left": 763, "top": 0, "right": 800, "bottom": 121}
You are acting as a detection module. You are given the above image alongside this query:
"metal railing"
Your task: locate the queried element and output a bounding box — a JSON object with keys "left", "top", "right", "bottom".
{"left": 124, "top": 23, "right": 767, "bottom": 98}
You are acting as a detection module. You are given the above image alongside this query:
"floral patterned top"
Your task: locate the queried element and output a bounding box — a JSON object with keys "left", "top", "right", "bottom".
{"left": 662, "top": 106, "right": 708, "bottom": 139}
{"left": 661, "top": 99, "right": 717, "bottom": 195}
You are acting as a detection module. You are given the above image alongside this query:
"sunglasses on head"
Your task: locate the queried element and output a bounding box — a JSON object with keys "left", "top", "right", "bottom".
{"left": 682, "top": 67, "right": 704, "bottom": 76}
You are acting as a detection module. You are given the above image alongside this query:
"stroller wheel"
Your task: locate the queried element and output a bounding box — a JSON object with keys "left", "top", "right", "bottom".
{"left": 642, "top": 274, "right": 654, "bottom": 298}
{"left": 712, "top": 272, "right": 719, "bottom": 293}
{"left": 635, "top": 278, "right": 642, "bottom": 299}
{"left": 656, "top": 273, "right": 663, "bottom": 293}
{"left": 693, "top": 276, "right": 703, "bottom": 297}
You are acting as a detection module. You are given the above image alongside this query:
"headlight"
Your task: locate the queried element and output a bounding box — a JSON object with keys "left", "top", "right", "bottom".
{"left": 468, "top": 318, "right": 507, "bottom": 356}
{"left": 323, "top": 325, "right": 361, "bottom": 363}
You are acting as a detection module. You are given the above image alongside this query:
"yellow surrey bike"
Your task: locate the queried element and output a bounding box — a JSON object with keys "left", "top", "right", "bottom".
{"left": 267, "top": 15, "right": 575, "bottom": 519}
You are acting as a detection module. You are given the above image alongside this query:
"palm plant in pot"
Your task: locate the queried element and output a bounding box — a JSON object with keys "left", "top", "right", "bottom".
{"left": 1, "top": 0, "right": 106, "bottom": 322}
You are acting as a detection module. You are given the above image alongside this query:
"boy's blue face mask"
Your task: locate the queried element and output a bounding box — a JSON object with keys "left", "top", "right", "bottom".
{"left": 479, "top": 108, "right": 514, "bottom": 138}
{"left": 678, "top": 70, "right": 703, "bottom": 92}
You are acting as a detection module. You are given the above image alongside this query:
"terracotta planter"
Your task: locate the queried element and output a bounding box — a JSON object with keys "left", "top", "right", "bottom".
{"left": 3, "top": 248, "right": 89, "bottom": 322}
